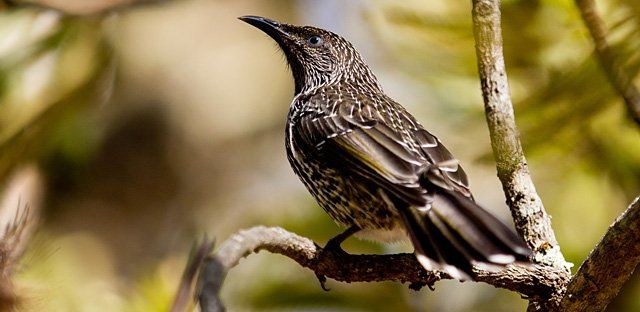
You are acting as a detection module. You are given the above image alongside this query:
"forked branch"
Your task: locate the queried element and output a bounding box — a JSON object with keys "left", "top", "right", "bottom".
{"left": 470, "top": 0, "right": 568, "bottom": 271}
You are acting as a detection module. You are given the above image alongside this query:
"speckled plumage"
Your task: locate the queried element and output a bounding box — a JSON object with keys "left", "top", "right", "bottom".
{"left": 286, "top": 82, "right": 470, "bottom": 238}
{"left": 241, "top": 16, "right": 532, "bottom": 280}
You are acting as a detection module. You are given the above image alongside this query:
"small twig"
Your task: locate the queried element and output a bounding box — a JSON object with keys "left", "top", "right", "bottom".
{"left": 470, "top": 0, "right": 569, "bottom": 271}
{"left": 169, "top": 237, "right": 215, "bottom": 312}
{"left": 558, "top": 197, "right": 640, "bottom": 312}
{"left": 196, "top": 226, "right": 569, "bottom": 311}
{"left": 575, "top": 0, "right": 640, "bottom": 126}
{"left": 198, "top": 257, "right": 226, "bottom": 312}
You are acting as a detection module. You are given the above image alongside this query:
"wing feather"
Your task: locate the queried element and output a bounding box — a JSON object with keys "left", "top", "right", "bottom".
{"left": 293, "top": 94, "right": 474, "bottom": 206}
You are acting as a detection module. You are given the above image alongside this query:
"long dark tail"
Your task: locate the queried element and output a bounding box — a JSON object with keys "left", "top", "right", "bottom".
{"left": 399, "top": 185, "right": 532, "bottom": 281}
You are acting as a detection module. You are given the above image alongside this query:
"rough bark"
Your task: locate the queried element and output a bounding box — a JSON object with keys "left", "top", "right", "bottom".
{"left": 470, "top": 0, "right": 569, "bottom": 272}
{"left": 197, "top": 226, "right": 569, "bottom": 312}
{"left": 558, "top": 197, "right": 640, "bottom": 312}
{"left": 575, "top": 0, "right": 640, "bottom": 127}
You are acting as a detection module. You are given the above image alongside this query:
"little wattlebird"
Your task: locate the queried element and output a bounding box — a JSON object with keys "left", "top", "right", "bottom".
{"left": 239, "top": 15, "right": 532, "bottom": 281}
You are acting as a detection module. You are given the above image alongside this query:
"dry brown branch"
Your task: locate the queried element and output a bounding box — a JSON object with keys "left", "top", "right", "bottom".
{"left": 575, "top": 0, "right": 640, "bottom": 126}
{"left": 559, "top": 197, "right": 640, "bottom": 312}
{"left": 470, "top": 0, "right": 568, "bottom": 271}
{"left": 196, "top": 226, "right": 569, "bottom": 312}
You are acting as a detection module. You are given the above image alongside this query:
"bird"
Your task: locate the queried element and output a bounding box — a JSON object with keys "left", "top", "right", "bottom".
{"left": 239, "top": 15, "right": 532, "bottom": 281}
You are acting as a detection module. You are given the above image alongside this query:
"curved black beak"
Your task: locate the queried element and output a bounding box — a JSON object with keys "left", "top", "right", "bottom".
{"left": 238, "top": 15, "right": 290, "bottom": 41}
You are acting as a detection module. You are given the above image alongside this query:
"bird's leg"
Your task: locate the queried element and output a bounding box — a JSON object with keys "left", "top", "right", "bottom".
{"left": 315, "top": 225, "right": 360, "bottom": 291}
{"left": 324, "top": 225, "right": 360, "bottom": 253}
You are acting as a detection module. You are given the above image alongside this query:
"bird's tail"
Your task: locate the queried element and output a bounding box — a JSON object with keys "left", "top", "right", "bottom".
{"left": 399, "top": 182, "right": 532, "bottom": 281}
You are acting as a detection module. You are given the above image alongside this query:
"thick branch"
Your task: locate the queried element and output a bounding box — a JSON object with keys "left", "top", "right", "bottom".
{"left": 575, "top": 0, "right": 640, "bottom": 126}
{"left": 559, "top": 197, "right": 640, "bottom": 312}
{"left": 470, "top": 0, "right": 568, "bottom": 270}
{"left": 197, "top": 226, "right": 569, "bottom": 311}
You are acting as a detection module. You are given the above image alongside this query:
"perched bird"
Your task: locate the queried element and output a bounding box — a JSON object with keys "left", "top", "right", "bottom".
{"left": 239, "top": 15, "right": 532, "bottom": 280}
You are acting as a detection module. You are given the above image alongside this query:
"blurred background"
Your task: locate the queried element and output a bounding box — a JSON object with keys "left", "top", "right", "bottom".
{"left": 0, "top": 0, "right": 639, "bottom": 311}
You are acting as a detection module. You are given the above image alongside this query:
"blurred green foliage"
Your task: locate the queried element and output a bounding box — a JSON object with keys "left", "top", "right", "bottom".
{"left": 0, "top": 9, "right": 110, "bottom": 181}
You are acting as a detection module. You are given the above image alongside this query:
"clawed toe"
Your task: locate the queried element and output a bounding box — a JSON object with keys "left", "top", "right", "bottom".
{"left": 313, "top": 226, "right": 360, "bottom": 291}
{"left": 315, "top": 272, "right": 331, "bottom": 291}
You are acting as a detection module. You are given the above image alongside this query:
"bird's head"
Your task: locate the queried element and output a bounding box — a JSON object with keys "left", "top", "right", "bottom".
{"left": 239, "top": 15, "right": 380, "bottom": 94}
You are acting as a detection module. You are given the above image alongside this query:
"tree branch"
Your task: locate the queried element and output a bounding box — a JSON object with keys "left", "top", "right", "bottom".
{"left": 575, "top": 0, "right": 640, "bottom": 126}
{"left": 196, "top": 226, "right": 569, "bottom": 311}
{"left": 558, "top": 197, "right": 640, "bottom": 312}
{"left": 470, "top": 0, "right": 569, "bottom": 271}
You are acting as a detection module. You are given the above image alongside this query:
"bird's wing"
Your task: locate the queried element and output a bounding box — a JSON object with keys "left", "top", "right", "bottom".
{"left": 294, "top": 95, "right": 470, "bottom": 204}
{"left": 412, "top": 126, "right": 472, "bottom": 198}
{"left": 308, "top": 116, "right": 428, "bottom": 206}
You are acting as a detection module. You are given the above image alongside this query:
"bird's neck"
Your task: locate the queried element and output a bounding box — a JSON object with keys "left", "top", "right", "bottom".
{"left": 294, "top": 62, "right": 383, "bottom": 96}
{"left": 288, "top": 69, "right": 384, "bottom": 125}
{"left": 345, "top": 60, "right": 383, "bottom": 92}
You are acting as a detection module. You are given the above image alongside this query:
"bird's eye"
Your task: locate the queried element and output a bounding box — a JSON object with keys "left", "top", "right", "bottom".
{"left": 307, "top": 36, "right": 323, "bottom": 47}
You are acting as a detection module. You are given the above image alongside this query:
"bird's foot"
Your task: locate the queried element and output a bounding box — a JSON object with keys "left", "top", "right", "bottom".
{"left": 315, "top": 272, "right": 331, "bottom": 291}
{"left": 323, "top": 235, "right": 349, "bottom": 255}
{"left": 314, "top": 226, "right": 360, "bottom": 291}
{"left": 324, "top": 225, "right": 360, "bottom": 254}
{"left": 314, "top": 239, "right": 346, "bottom": 292}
